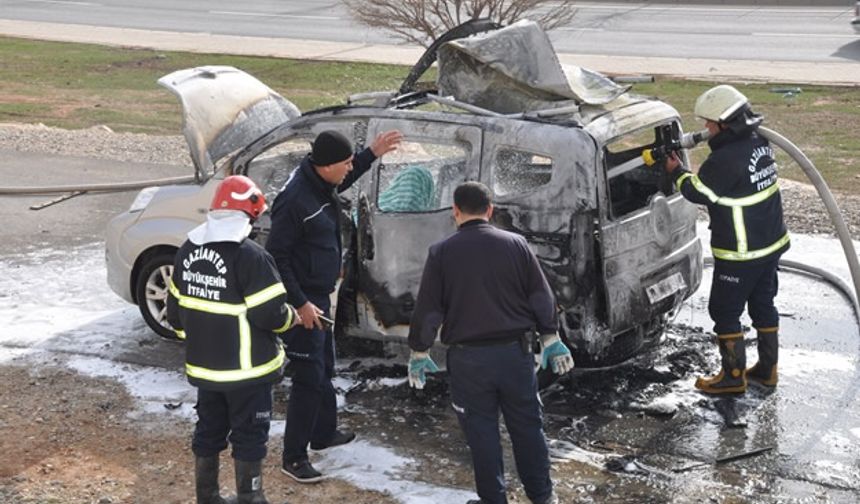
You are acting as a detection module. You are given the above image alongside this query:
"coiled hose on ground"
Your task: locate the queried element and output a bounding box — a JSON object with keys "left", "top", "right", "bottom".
{"left": 760, "top": 126, "right": 860, "bottom": 321}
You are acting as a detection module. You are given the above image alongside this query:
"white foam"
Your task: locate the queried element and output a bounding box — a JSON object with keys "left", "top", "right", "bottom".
{"left": 313, "top": 440, "right": 475, "bottom": 503}
{"left": 779, "top": 348, "right": 856, "bottom": 375}
{"left": 66, "top": 354, "right": 196, "bottom": 420}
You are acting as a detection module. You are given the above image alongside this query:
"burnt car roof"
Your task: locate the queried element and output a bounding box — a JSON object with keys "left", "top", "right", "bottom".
{"left": 159, "top": 21, "right": 679, "bottom": 180}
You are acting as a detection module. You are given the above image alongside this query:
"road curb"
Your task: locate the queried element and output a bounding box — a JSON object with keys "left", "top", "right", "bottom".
{"left": 583, "top": 1, "right": 848, "bottom": 6}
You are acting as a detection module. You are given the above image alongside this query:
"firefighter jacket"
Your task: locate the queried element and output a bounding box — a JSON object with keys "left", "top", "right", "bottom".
{"left": 670, "top": 128, "right": 789, "bottom": 266}
{"left": 167, "top": 238, "right": 294, "bottom": 391}
{"left": 266, "top": 149, "right": 376, "bottom": 308}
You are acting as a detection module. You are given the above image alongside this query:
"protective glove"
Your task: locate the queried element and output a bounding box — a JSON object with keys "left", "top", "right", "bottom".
{"left": 407, "top": 351, "right": 440, "bottom": 390}
{"left": 539, "top": 333, "right": 575, "bottom": 375}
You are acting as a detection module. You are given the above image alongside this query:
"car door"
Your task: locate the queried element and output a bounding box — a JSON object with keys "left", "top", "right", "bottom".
{"left": 480, "top": 119, "right": 600, "bottom": 345}
{"left": 351, "top": 117, "right": 482, "bottom": 337}
{"left": 587, "top": 105, "right": 702, "bottom": 336}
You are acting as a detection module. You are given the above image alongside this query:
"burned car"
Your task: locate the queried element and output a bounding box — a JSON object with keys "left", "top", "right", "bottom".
{"left": 105, "top": 21, "right": 702, "bottom": 367}
{"left": 854, "top": 1, "right": 860, "bottom": 34}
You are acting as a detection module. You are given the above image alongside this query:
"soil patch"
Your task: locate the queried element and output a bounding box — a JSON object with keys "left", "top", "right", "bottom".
{"left": 0, "top": 364, "right": 396, "bottom": 504}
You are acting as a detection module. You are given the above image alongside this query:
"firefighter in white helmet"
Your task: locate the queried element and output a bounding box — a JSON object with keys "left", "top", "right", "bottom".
{"left": 664, "top": 85, "right": 789, "bottom": 395}
{"left": 167, "top": 175, "right": 300, "bottom": 504}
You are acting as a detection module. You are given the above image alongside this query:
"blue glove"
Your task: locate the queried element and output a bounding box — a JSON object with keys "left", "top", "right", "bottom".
{"left": 539, "top": 333, "right": 575, "bottom": 375}
{"left": 408, "top": 351, "right": 440, "bottom": 389}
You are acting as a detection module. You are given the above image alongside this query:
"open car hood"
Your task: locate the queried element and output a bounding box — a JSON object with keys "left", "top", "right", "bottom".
{"left": 158, "top": 66, "right": 301, "bottom": 180}
{"left": 437, "top": 20, "right": 630, "bottom": 114}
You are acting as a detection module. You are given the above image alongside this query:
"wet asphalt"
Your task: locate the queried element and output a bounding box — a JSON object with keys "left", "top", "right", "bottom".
{"left": 332, "top": 257, "right": 860, "bottom": 502}
{"left": 1, "top": 154, "right": 859, "bottom": 502}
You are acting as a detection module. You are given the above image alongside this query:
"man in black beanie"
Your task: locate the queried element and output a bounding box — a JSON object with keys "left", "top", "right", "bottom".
{"left": 266, "top": 128, "right": 401, "bottom": 482}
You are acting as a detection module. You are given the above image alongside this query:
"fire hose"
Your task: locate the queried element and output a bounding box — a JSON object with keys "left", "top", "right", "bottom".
{"left": 679, "top": 126, "right": 860, "bottom": 321}
{"left": 759, "top": 126, "right": 860, "bottom": 319}
{"left": 682, "top": 125, "right": 860, "bottom": 466}
{"left": 0, "top": 175, "right": 197, "bottom": 209}
{"left": 0, "top": 175, "right": 196, "bottom": 195}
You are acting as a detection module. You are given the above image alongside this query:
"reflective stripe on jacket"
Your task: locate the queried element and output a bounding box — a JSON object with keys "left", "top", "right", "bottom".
{"left": 167, "top": 238, "right": 291, "bottom": 391}
{"left": 671, "top": 129, "right": 789, "bottom": 264}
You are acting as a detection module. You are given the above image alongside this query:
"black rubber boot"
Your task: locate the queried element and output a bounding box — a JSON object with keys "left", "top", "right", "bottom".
{"left": 695, "top": 333, "right": 747, "bottom": 394}
{"left": 234, "top": 459, "right": 271, "bottom": 504}
{"left": 195, "top": 456, "right": 232, "bottom": 504}
{"left": 746, "top": 328, "right": 778, "bottom": 387}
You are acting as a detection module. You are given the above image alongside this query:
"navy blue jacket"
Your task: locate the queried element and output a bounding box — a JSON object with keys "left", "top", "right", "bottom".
{"left": 670, "top": 128, "right": 789, "bottom": 266}
{"left": 266, "top": 149, "right": 376, "bottom": 307}
{"left": 408, "top": 219, "right": 559, "bottom": 352}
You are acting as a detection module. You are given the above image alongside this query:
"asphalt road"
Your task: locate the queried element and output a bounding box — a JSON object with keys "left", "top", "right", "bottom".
{"left": 0, "top": 150, "right": 187, "bottom": 254}
{"left": 0, "top": 0, "right": 856, "bottom": 63}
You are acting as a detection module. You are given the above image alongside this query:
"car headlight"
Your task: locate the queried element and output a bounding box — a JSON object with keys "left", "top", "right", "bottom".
{"left": 129, "top": 187, "right": 159, "bottom": 213}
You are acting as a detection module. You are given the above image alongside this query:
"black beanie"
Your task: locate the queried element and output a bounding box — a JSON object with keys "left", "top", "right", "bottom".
{"left": 310, "top": 130, "right": 353, "bottom": 166}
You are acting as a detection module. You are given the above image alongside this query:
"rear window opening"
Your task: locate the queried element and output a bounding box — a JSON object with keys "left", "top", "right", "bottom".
{"left": 604, "top": 123, "right": 678, "bottom": 218}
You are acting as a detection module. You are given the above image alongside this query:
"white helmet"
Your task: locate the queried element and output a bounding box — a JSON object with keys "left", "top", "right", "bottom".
{"left": 694, "top": 85, "right": 749, "bottom": 123}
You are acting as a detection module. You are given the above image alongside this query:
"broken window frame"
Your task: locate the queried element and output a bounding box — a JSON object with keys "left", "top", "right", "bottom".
{"left": 603, "top": 121, "right": 681, "bottom": 220}
{"left": 374, "top": 138, "right": 471, "bottom": 214}
{"left": 491, "top": 147, "right": 555, "bottom": 198}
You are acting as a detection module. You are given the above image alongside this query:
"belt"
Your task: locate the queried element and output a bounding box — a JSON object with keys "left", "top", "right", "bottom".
{"left": 453, "top": 333, "right": 523, "bottom": 348}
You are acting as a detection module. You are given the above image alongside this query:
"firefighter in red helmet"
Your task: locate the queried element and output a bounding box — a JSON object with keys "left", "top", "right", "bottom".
{"left": 168, "top": 175, "right": 300, "bottom": 504}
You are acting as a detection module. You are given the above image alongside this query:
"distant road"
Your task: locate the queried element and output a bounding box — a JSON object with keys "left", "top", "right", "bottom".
{"left": 0, "top": 1, "right": 858, "bottom": 84}
{"left": 0, "top": 1, "right": 856, "bottom": 62}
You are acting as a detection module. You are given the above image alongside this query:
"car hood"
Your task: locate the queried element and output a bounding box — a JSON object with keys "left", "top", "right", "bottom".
{"left": 158, "top": 66, "right": 301, "bottom": 180}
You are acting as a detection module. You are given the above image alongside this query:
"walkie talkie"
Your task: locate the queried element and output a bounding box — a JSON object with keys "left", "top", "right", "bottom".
{"left": 318, "top": 314, "right": 335, "bottom": 330}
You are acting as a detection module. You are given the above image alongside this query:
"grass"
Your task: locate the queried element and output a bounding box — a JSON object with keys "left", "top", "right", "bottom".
{"left": 635, "top": 80, "right": 860, "bottom": 193}
{"left": 0, "top": 36, "right": 408, "bottom": 133}
{"left": 1, "top": 36, "right": 858, "bottom": 192}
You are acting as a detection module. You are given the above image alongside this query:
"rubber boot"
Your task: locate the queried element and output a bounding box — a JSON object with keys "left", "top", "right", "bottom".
{"left": 695, "top": 333, "right": 747, "bottom": 394}
{"left": 746, "top": 327, "right": 778, "bottom": 387}
{"left": 234, "top": 459, "right": 270, "bottom": 504}
{"left": 195, "top": 456, "right": 232, "bottom": 504}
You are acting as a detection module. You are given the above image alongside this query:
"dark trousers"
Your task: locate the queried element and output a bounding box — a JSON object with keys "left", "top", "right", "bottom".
{"left": 447, "top": 341, "right": 553, "bottom": 504}
{"left": 282, "top": 292, "right": 337, "bottom": 464}
{"left": 709, "top": 257, "right": 780, "bottom": 335}
{"left": 192, "top": 382, "right": 273, "bottom": 462}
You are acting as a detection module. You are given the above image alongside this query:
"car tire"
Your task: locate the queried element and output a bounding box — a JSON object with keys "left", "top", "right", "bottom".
{"left": 135, "top": 251, "right": 180, "bottom": 340}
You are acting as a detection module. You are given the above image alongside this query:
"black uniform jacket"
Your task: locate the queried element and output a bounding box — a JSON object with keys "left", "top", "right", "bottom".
{"left": 408, "top": 219, "right": 559, "bottom": 352}
{"left": 266, "top": 149, "right": 376, "bottom": 307}
{"left": 167, "top": 238, "right": 293, "bottom": 391}
{"left": 671, "top": 128, "right": 789, "bottom": 266}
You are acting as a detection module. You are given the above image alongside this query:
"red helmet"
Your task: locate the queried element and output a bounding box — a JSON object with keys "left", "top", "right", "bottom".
{"left": 210, "top": 175, "right": 267, "bottom": 219}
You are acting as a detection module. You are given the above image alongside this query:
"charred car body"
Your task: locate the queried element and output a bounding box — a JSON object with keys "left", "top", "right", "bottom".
{"left": 105, "top": 21, "right": 702, "bottom": 367}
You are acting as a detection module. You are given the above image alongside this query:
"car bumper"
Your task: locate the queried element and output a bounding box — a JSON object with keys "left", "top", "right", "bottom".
{"left": 105, "top": 210, "right": 141, "bottom": 304}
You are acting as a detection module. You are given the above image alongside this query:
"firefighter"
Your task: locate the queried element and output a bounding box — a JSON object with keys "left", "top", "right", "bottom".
{"left": 664, "top": 85, "right": 789, "bottom": 394}
{"left": 167, "top": 175, "right": 300, "bottom": 504}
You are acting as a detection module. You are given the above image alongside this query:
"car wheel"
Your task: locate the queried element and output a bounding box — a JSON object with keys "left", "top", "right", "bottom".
{"left": 135, "top": 252, "right": 180, "bottom": 340}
